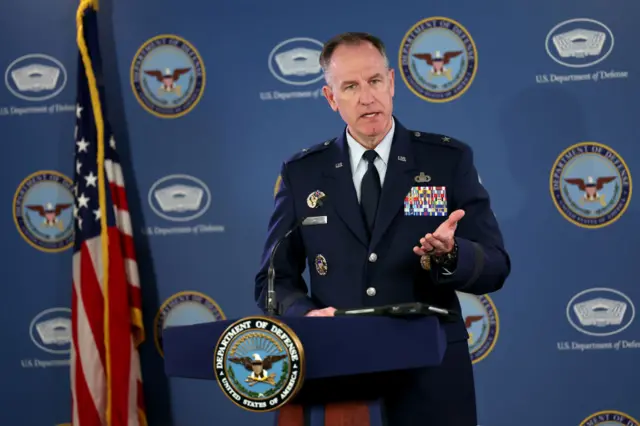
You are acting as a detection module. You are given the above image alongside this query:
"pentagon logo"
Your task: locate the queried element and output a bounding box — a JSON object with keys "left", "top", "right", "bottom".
{"left": 29, "top": 307, "right": 72, "bottom": 355}
{"left": 566, "top": 287, "right": 635, "bottom": 337}
{"left": 148, "top": 174, "right": 211, "bottom": 222}
{"left": 268, "top": 37, "right": 324, "bottom": 86}
{"left": 545, "top": 18, "right": 614, "bottom": 68}
{"left": 4, "top": 53, "right": 67, "bottom": 102}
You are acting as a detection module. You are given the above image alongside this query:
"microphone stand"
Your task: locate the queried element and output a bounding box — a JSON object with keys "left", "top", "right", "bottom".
{"left": 266, "top": 197, "right": 325, "bottom": 316}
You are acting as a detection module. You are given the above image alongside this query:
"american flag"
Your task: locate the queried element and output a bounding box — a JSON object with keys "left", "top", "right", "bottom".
{"left": 71, "top": 1, "right": 147, "bottom": 425}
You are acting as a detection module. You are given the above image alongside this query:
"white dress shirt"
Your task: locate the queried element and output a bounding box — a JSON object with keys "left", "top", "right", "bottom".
{"left": 345, "top": 118, "right": 395, "bottom": 203}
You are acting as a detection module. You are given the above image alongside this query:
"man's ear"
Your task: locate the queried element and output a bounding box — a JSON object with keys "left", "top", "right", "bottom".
{"left": 322, "top": 85, "right": 338, "bottom": 111}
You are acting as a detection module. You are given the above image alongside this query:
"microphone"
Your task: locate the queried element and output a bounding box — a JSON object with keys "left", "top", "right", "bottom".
{"left": 266, "top": 195, "right": 327, "bottom": 316}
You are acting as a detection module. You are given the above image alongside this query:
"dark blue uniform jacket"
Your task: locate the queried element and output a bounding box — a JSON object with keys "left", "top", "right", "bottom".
{"left": 255, "top": 118, "right": 510, "bottom": 344}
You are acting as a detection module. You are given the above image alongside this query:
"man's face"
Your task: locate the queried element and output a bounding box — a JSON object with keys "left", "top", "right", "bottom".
{"left": 322, "top": 42, "right": 395, "bottom": 144}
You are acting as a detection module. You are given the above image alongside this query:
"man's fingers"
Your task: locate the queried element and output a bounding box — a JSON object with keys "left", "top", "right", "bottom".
{"left": 425, "top": 234, "right": 448, "bottom": 253}
{"left": 446, "top": 209, "right": 465, "bottom": 228}
{"left": 413, "top": 246, "right": 427, "bottom": 256}
{"left": 430, "top": 231, "right": 452, "bottom": 244}
{"left": 419, "top": 237, "right": 434, "bottom": 252}
{"left": 306, "top": 307, "right": 336, "bottom": 317}
{"left": 417, "top": 210, "right": 462, "bottom": 256}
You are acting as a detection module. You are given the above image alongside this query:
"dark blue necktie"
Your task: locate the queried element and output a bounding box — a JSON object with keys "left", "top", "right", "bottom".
{"left": 360, "top": 149, "right": 381, "bottom": 234}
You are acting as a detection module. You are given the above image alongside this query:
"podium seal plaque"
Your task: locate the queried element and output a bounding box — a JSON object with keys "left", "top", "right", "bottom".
{"left": 213, "top": 316, "right": 305, "bottom": 412}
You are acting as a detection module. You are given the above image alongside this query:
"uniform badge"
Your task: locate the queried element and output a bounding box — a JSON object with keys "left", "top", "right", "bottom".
{"left": 315, "top": 254, "right": 328, "bottom": 275}
{"left": 414, "top": 172, "right": 431, "bottom": 183}
{"left": 404, "top": 186, "right": 447, "bottom": 217}
{"left": 307, "top": 190, "right": 326, "bottom": 208}
{"left": 420, "top": 254, "right": 431, "bottom": 271}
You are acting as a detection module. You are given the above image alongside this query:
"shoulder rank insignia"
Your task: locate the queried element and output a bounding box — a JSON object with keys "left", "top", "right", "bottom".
{"left": 286, "top": 138, "right": 335, "bottom": 164}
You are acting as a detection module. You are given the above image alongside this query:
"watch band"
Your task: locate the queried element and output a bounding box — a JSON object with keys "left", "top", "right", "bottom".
{"left": 432, "top": 240, "right": 458, "bottom": 267}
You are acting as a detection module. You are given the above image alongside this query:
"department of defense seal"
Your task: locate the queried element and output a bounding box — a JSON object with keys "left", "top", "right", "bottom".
{"left": 456, "top": 292, "right": 499, "bottom": 364}
{"left": 398, "top": 17, "right": 478, "bottom": 103}
{"left": 579, "top": 410, "right": 640, "bottom": 426}
{"left": 214, "top": 316, "right": 305, "bottom": 412}
{"left": 13, "top": 170, "right": 74, "bottom": 253}
{"left": 131, "top": 34, "right": 205, "bottom": 118}
{"left": 154, "top": 291, "right": 225, "bottom": 357}
{"left": 550, "top": 142, "right": 632, "bottom": 229}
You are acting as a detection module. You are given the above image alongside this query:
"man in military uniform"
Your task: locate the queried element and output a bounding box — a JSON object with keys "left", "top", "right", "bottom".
{"left": 255, "top": 32, "right": 510, "bottom": 425}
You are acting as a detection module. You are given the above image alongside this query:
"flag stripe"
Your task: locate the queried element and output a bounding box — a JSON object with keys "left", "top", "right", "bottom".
{"left": 113, "top": 207, "right": 133, "bottom": 237}
{"left": 105, "top": 158, "right": 125, "bottom": 187}
{"left": 71, "top": 288, "right": 100, "bottom": 426}
{"left": 77, "top": 245, "right": 105, "bottom": 357}
{"left": 107, "top": 226, "right": 134, "bottom": 425}
{"left": 72, "top": 273, "right": 105, "bottom": 426}
{"left": 125, "top": 259, "right": 140, "bottom": 288}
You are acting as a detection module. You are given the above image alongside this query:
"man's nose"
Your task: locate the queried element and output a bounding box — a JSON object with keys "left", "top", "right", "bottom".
{"left": 359, "top": 87, "right": 374, "bottom": 104}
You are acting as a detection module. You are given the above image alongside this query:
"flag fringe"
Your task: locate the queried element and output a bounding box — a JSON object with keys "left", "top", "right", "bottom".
{"left": 75, "top": 1, "right": 111, "bottom": 426}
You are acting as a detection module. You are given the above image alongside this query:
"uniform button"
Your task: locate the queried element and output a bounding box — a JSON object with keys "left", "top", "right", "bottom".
{"left": 366, "top": 287, "right": 376, "bottom": 296}
{"left": 368, "top": 253, "right": 377, "bottom": 262}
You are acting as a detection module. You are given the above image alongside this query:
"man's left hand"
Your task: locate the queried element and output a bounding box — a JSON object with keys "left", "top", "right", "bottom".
{"left": 305, "top": 307, "right": 336, "bottom": 317}
{"left": 413, "top": 209, "right": 465, "bottom": 256}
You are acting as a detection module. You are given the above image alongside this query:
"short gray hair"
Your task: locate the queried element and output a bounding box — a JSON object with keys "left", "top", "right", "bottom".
{"left": 319, "top": 32, "right": 389, "bottom": 84}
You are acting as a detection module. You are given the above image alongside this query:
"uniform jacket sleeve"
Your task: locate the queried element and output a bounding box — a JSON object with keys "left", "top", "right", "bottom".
{"left": 430, "top": 143, "right": 511, "bottom": 294}
{"left": 255, "top": 162, "right": 318, "bottom": 316}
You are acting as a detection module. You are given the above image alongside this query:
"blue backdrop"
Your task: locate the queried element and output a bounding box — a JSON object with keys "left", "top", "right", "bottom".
{"left": 2, "top": 0, "right": 639, "bottom": 425}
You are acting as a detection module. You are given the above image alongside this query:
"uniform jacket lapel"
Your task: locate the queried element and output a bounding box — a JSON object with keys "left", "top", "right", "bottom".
{"left": 322, "top": 130, "right": 369, "bottom": 247}
{"left": 369, "top": 121, "right": 417, "bottom": 250}
{"left": 321, "top": 120, "right": 417, "bottom": 249}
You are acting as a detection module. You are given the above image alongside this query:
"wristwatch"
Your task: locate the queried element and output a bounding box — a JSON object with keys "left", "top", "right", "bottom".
{"left": 431, "top": 240, "right": 458, "bottom": 269}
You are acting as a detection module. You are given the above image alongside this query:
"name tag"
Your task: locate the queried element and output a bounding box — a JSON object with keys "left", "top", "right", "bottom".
{"left": 302, "top": 216, "right": 327, "bottom": 226}
{"left": 404, "top": 186, "right": 448, "bottom": 216}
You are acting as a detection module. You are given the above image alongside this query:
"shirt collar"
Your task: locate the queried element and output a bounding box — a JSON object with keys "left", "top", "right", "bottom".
{"left": 346, "top": 118, "right": 395, "bottom": 170}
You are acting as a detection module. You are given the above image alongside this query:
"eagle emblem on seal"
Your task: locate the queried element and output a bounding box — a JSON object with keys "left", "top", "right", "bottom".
{"left": 228, "top": 353, "right": 287, "bottom": 386}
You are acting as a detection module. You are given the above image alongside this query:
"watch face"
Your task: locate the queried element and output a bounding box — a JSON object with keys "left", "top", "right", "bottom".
{"left": 433, "top": 254, "right": 446, "bottom": 264}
